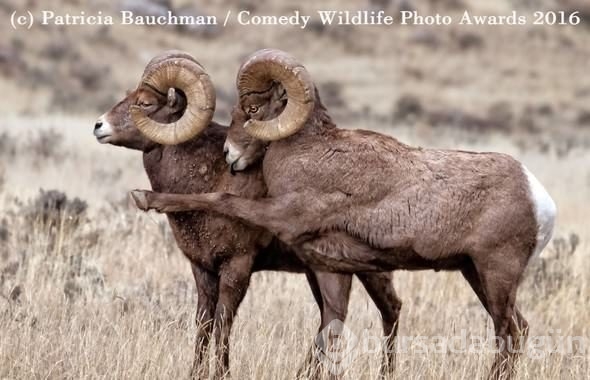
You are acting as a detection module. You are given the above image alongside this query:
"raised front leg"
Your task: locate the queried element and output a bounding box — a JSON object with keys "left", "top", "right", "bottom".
{"left": 130, "top": 189, "right": 346, "bottom": 245}
{"left": 190, "top": 264, "right": 219, "bottom": 379}
{"left": 212, "top": 254, "right": 255, "bottom": 379}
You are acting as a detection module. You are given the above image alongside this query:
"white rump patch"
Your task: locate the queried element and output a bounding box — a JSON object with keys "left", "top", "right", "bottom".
{"left": 522, "top": 165, "right": 556, "bottom": 257}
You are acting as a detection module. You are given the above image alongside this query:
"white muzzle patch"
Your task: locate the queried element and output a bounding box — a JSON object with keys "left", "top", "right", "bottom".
{"left": 224, "top": 140, "right": 243, "bottom": 164}
{"left": 223, "top": 140, "right": 250, "bottom": 172}
{"left": 94, "top": 114, "right": 113, "bottom": 142}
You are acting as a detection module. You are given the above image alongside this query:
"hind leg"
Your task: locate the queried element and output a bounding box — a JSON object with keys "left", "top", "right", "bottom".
{"left": 356, "top": 272, "right": 401, "bottom": 378}
{"left": 486, "top": 293, "right": 527, "bottom": 380}
{"left": 466, "top": 251, "right": 529, "bottom": 380}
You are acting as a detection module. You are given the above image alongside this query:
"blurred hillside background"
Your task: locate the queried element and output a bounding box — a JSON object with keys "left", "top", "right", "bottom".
{"left": 1, "top": 0, "right": 589, "bottom": 142}
{"left": 1, "top": 0, "right": 590, "bottom": 379}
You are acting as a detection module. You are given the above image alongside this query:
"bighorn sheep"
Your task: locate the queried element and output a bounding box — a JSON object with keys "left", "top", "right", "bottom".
{"left": 131, "top": 49, "right": 557, "bottom": 379}
{"left": 94, "top": 51, "right": 401, "bottom": 378}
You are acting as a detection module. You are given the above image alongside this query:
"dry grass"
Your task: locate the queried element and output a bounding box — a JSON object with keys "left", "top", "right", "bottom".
{"left": 0, "top": 119, "right": 588, "bottom": 379}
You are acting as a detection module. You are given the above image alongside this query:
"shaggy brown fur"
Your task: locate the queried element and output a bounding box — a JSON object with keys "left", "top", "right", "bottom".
{"left": 95, "top": 68, "right": 401, "bottom": 378}
{"left": 131, "top": 63, "right": 555, "bottom": 379}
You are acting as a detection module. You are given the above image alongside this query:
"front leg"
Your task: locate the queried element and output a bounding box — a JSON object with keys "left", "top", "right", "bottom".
{"left": 297, "top": 270, "right": 324, "bottom": 379}
{"left": 190, "top": 264, "right": 219, "bottom": 379}
{"left": 356, "top": 272, "right": 401, "bottom": 378}
{"left": 130, "top": 189, "right": 208, "bottom": 213}
{"left": 212, "top": 254, "right": 255, "bottom": 379}
{"left": 301, "top": 271, "right": 353, "bottom": 380}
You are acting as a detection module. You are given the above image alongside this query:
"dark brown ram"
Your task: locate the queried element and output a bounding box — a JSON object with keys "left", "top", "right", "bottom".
{"left": 95, "top": 51, "right": 400, "bottom": 378}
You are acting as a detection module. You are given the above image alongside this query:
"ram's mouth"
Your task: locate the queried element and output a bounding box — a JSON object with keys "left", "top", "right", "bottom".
{"left": 96, "top": 135, "right": 111, "bottom": 143}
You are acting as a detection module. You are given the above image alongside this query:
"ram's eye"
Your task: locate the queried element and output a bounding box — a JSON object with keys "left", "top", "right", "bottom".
{"left": 248, "top": 105, "right": 259, "bottom": 114}
{"left": 138, "top": 101, "right": 153, "bottom": 107}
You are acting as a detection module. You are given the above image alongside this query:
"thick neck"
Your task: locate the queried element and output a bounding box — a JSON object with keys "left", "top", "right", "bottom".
{"left": 141, "top": 123, "right": 228, "bottom": 193}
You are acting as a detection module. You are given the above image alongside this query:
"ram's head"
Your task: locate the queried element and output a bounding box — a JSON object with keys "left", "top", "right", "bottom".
{"left": 94, "top": 51, "right": 216, "bottom": 150}
{"left": 223, "top": 49, "right": 317, "bottom": 172}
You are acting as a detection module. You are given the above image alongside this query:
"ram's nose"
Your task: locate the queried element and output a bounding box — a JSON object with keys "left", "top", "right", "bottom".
{"left": 94, "top": 116, "right": 113, "bottom": 142}
{"left": 223, "top": 140, "right": 243, "bottom": 165}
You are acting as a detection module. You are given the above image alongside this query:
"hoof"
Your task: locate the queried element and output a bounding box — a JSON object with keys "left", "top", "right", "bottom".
{"left": 130, "top": 190, "right": 149, "bottom": 211}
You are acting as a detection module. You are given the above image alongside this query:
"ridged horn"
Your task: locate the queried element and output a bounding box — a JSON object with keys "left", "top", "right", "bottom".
{"left": 143, "top": 50, "right": 204, "bottom": 76}
{"left": 130, "top": 51, "right": 215, "bottom": 145}
{"left": 237, "top": 49, "right": 315, "bottom": 141}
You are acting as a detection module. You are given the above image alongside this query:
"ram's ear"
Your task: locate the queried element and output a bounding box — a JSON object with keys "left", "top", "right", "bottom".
{"left": 271, "top": 83, "right": 288, "bottom": 111}
{"left": 273, "top": 82, "right": 287, "bottom": 102}
{"left": 167, "top": 88, "right": 178, "bottom": 108}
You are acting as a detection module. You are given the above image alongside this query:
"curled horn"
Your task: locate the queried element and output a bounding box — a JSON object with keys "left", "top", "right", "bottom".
{"left": 130, "top": 51, "right": 216, "bottom": 145}
{"left": 237, "top": 49, "right": 315, "bottom": 141}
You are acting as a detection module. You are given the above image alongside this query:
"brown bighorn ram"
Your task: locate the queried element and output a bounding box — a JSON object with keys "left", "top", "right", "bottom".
{"left": 94, "top": 51, "right": 400, "bottom": 378}
{"left": 131, "top": 49, "right": 557, "bottom": 379}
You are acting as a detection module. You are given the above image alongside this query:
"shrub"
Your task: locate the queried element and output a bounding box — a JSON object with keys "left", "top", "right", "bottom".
{"left": 25, "top": 189, "right": 88, "bottom": 231}
{"left": 393, "top": 94, "right": 423, "bottom": 121}
{"left": 0, "top": 164, "right": 4, "bottom": 193}
{"left": 25, "top": 129, "right": 64, "bottom": 165}
{"left": 0, "top": 131, "right": 17, "bottom": 160}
